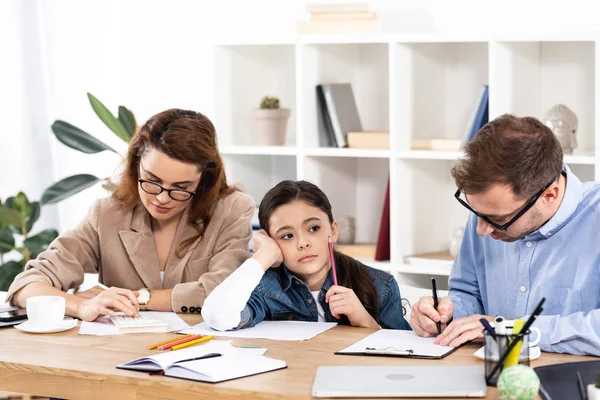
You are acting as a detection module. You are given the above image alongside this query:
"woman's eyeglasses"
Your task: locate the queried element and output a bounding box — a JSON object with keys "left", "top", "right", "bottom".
{"left": 138, "top": 180, "right": 196, "bottom": 201}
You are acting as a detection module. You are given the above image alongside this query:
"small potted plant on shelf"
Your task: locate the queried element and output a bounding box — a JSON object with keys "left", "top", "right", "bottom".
{"left": 588, "top": 374, "right": 600, "bottom": 400}
{"left": 251, "top": 95, "right": 290, "bottom": 146}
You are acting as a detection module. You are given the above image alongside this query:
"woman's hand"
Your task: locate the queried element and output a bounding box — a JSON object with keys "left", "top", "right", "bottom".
{"left": 325, "top": 285, "right": 379, "bottom": 328}
{"left": 251, "top": 229, "right": 284, "bottom": 271}
{"left": 76, "top": 287, "right": 140, "bottom": 322}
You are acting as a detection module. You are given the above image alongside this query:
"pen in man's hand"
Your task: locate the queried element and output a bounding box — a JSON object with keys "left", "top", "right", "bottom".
{"left": 431, "top": 277, "right": 441, "bottom": 334}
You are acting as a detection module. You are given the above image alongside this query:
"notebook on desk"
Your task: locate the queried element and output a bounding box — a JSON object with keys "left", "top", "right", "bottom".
{"left": 336, "top": 329, "right": 457, "bottom": 359}
{"left": 535, "top": 361, "right": 600, "bottom": 400}
{"left": 117, "top": 341, "right": 287, "bottom": 383}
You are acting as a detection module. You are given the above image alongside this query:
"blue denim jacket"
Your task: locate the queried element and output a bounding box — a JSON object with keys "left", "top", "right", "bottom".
{"left": 237, "top": 263, "right": 411, "bottom": 330}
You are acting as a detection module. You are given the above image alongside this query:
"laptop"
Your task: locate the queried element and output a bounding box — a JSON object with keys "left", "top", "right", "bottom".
{"left": 312, "top": 366, "right": 487, "bottom": 398}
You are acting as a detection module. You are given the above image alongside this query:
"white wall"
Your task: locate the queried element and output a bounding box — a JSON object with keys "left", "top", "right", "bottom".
{"left": 2, "top": 0, "right": 600, "bottom": 234}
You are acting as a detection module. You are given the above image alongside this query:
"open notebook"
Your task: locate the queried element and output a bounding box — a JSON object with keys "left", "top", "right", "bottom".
{"left": 117, "top": 341, "right": 287, "bottom": 383}
{"left": 336, "top": 329, "right": 456, "bottom": 359}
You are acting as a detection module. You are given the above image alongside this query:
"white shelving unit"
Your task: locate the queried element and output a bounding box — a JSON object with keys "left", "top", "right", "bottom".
{"left": 214, "top": 34, "right": 599, "bottom": 307}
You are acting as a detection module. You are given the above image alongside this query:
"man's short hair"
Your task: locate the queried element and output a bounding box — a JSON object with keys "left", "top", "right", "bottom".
{"left": 451, "top": 114, "right": 564, "bottom": 199}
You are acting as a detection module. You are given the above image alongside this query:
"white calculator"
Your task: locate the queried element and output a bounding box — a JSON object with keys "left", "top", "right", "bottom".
{"left": 110, "top": 313, "right": 169, "bottom": 334}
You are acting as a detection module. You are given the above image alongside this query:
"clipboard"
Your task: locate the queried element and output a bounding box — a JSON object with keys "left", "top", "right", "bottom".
{"left": 335, "top": 329, "right": 458, "bottom": 359}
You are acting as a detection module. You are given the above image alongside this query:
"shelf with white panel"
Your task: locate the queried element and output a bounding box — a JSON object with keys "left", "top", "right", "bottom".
{"left": 214, "top": 34, "right": 600, "bottom": 307}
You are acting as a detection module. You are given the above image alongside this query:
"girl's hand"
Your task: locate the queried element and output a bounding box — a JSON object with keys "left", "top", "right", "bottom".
{"left": 76, "top": 287, "right": 140, "bottom": 322}
{"left": 325, "top": 285, "right": 379, "bottom": 328}
{"left": 251, "top": 229, "right": 284, "bottom": 271}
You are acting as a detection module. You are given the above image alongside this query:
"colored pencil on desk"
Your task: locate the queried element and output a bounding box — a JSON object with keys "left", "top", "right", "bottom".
{"left": 158, "top": 334, "right": 203, "bottom": 350}
{"left": 328, "top": 236, "right": 338, "bottom": 285}
{"left": 171, "top": 335, "right": 213, "bottom": 351}
{"left": 148, "top": 334, "right": 194, "bottom": 350}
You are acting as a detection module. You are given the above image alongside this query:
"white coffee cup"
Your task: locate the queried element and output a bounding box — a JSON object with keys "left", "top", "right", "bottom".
{"left": 504, "top": 320, "right": 542, "bottom": 347}
{"left": 26, "top": 296, "right": 65, "bottom": 327}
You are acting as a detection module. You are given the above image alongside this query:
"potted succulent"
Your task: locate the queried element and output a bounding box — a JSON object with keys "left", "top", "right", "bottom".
{"left": 588, "top": 374, "right": 600, "bottom": 400}
{"left": 251, "top": 96, "right": 290, "bottom": 146}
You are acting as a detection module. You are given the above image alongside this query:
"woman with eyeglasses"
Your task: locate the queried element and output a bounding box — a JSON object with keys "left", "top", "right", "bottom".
{"left": 7, "top": 109, "right": 255, "bottom": 322}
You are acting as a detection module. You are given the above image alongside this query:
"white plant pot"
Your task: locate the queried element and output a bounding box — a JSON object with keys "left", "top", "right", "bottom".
{"left": 251, "top": 108, "right": 290, "bottom": 146}
{"left": 589, "top": 384, "right": 600, "bottom": 400}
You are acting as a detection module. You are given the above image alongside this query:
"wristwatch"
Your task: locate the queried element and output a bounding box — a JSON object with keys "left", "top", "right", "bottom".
{"left": 137, "top": 288, "right": 151, "bottom": 311}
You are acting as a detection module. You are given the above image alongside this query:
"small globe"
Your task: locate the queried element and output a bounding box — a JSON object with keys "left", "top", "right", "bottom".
{"left": 497, "top": 365, "right": 540, "bottom": 400}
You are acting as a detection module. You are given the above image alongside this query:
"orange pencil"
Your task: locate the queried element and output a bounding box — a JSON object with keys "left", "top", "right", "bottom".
{"left": 171, "top": 335, "right": 213, "bottom": 351}
{"left": 158, "top": 334, "right": 203, "bottom": 350}
{"left": 148, "top": 334, "right": 193, "bottom": 350}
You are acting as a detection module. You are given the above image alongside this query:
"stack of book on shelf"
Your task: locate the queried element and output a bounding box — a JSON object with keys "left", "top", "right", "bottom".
{"left": 411, "top": 85, "right": 489, "bottom": 152}
{"left": 335, "top": 243, "right": 376, "bottom": 258}
{"left": 403, "top": 250, "right": 455, "bottom": 268}
{"left": 298, "top": 3, "right": 382, "bottom": 34}
{"left": 316, "top": 83, "right": 361, "bottom": 148}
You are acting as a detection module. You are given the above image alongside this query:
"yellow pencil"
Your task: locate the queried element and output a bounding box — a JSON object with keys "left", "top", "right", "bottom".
{"left": 171, "top": 335, "right": 213, "bottom": 351}
{"left": 148, "top": 334, "right": 193, "bottom": 350}
{"left": 504, "top": 319, "right": 525, "bottom": 368}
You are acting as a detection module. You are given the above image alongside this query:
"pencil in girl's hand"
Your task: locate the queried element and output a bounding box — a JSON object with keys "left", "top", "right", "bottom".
{"left": 328, "top": 236, "right": 338, "bottom": 285}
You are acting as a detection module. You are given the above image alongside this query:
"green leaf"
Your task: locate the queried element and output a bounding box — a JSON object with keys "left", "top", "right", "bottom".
{"left": 24, "top": 229, "right": 58, "bottom": 259}
{"left": 0, "top": 207, "right": 23, "bottom": 227}
{"left": 0, "top": 260, "right": 25, "bottom": 291}
{"left": 25, "top": 202, "right": 40, "bottom": 232}
{"left": 41, "top": 174, "right": 102, "bottom": 205}
{"left": 52, "top": 120, "right": 116, "bottom": 154}
{"left": 118, "top": 106, "right": 136, "bottom": 140}
{"left": 0, "top": 227, "right": 15, "bottom": 254}
{"left": 12, "top": 192, "right": 31, "bottom": 221}
{"left": 4, "top": 197, "right": 14, "bottom": 209}
{"left": 87, "top": 93, "right": 130, "bottom": 142}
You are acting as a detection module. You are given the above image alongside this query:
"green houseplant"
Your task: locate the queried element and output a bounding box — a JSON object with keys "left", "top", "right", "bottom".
{"left": 41, "top": 93, "right": 137, "bottom": 205}
{"left": 251, "top": 95, "right": 290, "bottom": 146}
{"left": 0, "top": 193, "right": 58, "bottom": 290}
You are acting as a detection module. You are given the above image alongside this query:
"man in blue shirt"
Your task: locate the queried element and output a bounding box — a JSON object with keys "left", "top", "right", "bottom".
{"left": 410, "top": 114, "right": 600, "bottom": 355}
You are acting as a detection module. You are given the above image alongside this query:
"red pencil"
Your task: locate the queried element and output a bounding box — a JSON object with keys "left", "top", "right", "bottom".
{"left": 157, "top": 334, "right": 203, "bottom": 350}
{"left": 329, "top": 236, "right": 338, "bottom": 285}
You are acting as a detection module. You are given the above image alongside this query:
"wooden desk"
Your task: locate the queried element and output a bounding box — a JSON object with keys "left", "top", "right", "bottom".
{"left": 0, "top": 315, "right": 594, "bottom": 400}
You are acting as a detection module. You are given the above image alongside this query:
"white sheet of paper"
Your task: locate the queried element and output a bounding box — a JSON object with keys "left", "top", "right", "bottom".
{"left": 79, "top": 311, "right": 190, "bottom": 335}
{"left": 182, "top": 321, "right": 337, "bottom": 341}
{"left": 337, "top": 329, "right": 453, "bottom": 358}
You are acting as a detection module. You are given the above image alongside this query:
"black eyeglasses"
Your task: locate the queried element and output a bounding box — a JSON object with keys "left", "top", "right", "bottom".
{"left": 454, "top": 171, "right": 565, "bottom": 232}
{"left": 138, "top": 180, "right": 197, "bottom": 201}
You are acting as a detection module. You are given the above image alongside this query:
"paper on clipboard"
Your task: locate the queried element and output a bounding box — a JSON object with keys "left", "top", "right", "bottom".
{"left": 336, "top": 329, "right": 456, "bottom": 359}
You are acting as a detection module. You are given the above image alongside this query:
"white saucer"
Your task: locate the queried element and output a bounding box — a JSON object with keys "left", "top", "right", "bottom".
{"left": 474, "top": 345, "right": 541, "bottom": 361}
{"left": 15, "top": 319, "right": 78, "bottom": 334}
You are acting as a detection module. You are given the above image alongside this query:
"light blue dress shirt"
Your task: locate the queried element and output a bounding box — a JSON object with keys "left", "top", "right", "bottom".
{"left": 449, "top": 165, "right": 600, "bottom": 355}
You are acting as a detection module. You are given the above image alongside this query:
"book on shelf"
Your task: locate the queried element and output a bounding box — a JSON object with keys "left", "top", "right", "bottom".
{"left": 316, "top": 83, "right": 363, "bottom": 148}
{"left": 335, "top": 243, "right": 376, "bottom": 258}
{"left": 297, "top": 19, "right": 382, "bottom": 34}
{"left": 310, "top": 11, "right": 376, "bottom": 20}
{"left": 347, "top": 131, "right": 389, "bottom": 149}
{"left": 411, "top": 138, "right": 462, "bottom": 151}
{"left": 306, "top": 3, "right": 369, "bottom": 13}
{"left": 461, "top": 85, "right": 489, "bottom": 149}
{"left": 117, "top": 341, "right": 286, "bottom": 383}
{"left": 375, "top": 177, "right": 390, "bottom": 261}
{"left": 403, "top": 251, "right": 455, "bottom": 268}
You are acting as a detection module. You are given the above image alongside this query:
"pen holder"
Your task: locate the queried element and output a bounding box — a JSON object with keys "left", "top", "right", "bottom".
{"left": 484, "top": 331, "right": 530, "bottom": 386}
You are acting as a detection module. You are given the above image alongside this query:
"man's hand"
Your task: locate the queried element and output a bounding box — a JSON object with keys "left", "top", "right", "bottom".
{"left": 434, "top": 314, "right": 493, "bottom": 347}
{"left": 410, "top": 296, "right": 454, "bottom": 337}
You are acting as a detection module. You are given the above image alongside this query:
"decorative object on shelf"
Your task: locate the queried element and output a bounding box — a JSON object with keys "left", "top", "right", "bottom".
{"left": 375, "top": 177, "right": 390, "bottom": 261}
{"left": 298, "top": 3, "right": 382, "bottom": 34}
{"left": 543, "top": 104, "right": 578, "bottom": 154}
{"left": 448, "top": 227, "right": 465, "bottom": 257}
{"left": 42, "top": 93, "right": 137, "bottom": 205}
{"left": 0, "top": 192, "right": 58, "bottom": 290}
{"left": 461, "top": 85, "right": 489, "bottom": 149}
{"left": 347, "top": 131, "right": 390, "bottom": 149}
{"left": 251, "top": 96, "right": 290, "bottom": 146}
{"left": 336, "top": 216, "right": 356, "bottom": 244}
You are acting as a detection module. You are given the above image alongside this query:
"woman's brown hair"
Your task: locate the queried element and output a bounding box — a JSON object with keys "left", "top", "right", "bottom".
{"left": 112, "top": 109, "right": 236, "bottom": 255}
{"left": 452, "top": 114, "right": 564, "bottom": 199}
{"left": 258, "top": 180, "right": 379, "bottom": 324}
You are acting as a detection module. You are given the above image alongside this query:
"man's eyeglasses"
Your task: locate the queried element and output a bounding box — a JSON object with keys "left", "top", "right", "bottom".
{"left": 138, "top": 180, "right": 196, "bottom": 201}
{"left": 454, "top": 171, "right": 565, "bottom": 231}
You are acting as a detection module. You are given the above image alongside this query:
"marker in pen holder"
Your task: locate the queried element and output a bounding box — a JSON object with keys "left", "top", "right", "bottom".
{"left": 484, "top": 330, "right": 531, "bottom": 386}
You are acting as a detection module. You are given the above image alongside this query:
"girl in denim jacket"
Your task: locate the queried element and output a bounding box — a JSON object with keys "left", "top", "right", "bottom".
{"left": 202, "top": 180, "right": 410, "bottom": 331}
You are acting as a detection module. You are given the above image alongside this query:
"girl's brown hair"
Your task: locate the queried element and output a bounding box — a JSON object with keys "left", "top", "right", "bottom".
{"left": 258, "top": 180, "right": 379, "bottom": 323}
{"left": 112, "top": 109, "right": 235, "bottom": 256}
